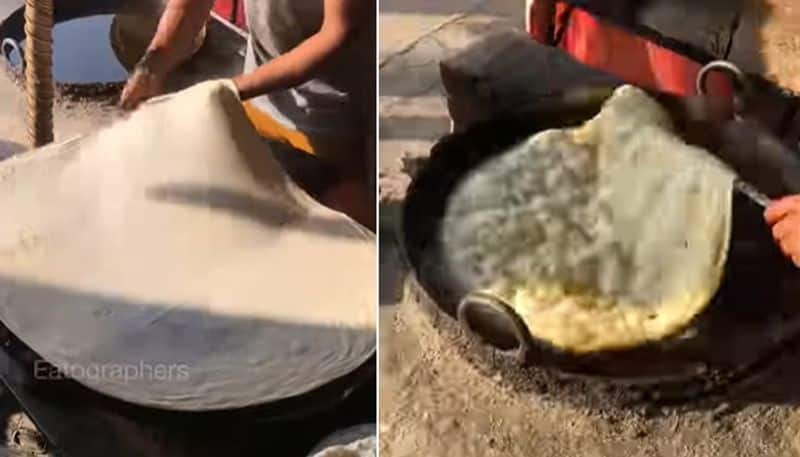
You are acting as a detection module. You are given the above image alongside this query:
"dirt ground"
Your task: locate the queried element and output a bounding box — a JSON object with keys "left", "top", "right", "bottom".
{"left": 380, "top": 291, "right": 800, "bottom": 457}
{"left": 378, "top": 1, "right": 800, "bottom": 456}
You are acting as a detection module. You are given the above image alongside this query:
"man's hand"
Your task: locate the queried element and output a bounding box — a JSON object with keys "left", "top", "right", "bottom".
{"left": 120, "top": 65, "right": 166, "bottom": 110}
{"left": 765, "top": 195, "right": 800, "bottom": 266}
{"left": 119, "top": 0, "right": 214, "bottom": 110}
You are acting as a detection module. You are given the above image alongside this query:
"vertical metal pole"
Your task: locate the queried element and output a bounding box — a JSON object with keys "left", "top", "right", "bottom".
{"left": 24, "top": 0, "right": 54, "bottom": 148}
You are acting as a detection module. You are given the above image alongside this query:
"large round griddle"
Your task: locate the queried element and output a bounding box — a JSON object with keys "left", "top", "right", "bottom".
{"left": 0, "top": 80, "right": 376, "bottom": 412}
{"left": 401, "top": 88, "right": 800, "bottom": 396}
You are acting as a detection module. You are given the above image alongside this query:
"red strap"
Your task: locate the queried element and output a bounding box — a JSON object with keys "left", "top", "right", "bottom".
{"left": 528, "top": 2, "right": 734, "bottom": 98}
{"left": 213, "top": 0, "right": 248, "bottom": 30}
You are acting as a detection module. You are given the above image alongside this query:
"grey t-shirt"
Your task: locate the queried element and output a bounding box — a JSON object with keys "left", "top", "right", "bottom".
{"left": 243, "top": 0, "right": 376, "bottom": 140}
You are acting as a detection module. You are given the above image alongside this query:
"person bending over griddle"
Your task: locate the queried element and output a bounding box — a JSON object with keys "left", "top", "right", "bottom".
{"left": 120, "top": 0, "right": 376, "bottom": 230}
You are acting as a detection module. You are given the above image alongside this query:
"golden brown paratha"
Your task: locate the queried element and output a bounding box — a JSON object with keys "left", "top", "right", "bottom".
{"left": 443, "top": 86, "right": 735, "bottom": 353}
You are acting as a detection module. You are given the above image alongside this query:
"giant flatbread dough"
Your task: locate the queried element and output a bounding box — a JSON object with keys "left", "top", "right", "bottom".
{"left": 0, "top": 80, "right": 375, "bottom": 410}
{"left": 442, "top": 85, "right": 735, "bottom": 354}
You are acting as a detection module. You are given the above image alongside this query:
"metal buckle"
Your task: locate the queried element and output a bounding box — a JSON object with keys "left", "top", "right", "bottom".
{"left": 696, "top": 60, "right": 750, "bottom": 120}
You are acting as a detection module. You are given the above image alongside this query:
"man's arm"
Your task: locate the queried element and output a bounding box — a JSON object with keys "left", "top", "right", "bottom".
{"left": 233, "top": 0, "right": 366, "bottom": 100}
{"left": 141, "top": 0, "right": 214, "bottom": 75}
{"left": 120, "top": 0, "right": 214, "bottom": 109}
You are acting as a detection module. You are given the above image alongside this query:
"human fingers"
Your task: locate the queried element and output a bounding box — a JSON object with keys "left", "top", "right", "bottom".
{"left": 765, "top": 195, "right": 800, "bottom": 226}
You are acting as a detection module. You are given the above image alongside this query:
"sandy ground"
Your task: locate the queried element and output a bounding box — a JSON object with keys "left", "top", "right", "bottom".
{"left": 379, "top": 1, "right": 800, "bottom": 456}
{"left": 380, "top": 292, "right": 800, "bottom": 457}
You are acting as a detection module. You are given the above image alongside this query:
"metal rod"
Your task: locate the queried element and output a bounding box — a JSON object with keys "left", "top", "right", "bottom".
{"left": 23, "top": 0, "right": 55, "bottom": 148}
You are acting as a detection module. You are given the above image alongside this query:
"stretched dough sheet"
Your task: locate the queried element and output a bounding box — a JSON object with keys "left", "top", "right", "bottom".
{"left": 0, "top": 80, "right": 376, "bottom": 411}
{"left": 442, "top": 85, "right": 735, "bottom": 354}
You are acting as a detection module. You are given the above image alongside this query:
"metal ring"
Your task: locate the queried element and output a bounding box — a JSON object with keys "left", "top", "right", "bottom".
{"left": 1, "top": 38, "right": 24, "bottom": 74}
{"left": 696, "top": 60, "right": 749, "bottom": 97}
{"left": 457, "top": 291, "right": 533, "bottom": 360}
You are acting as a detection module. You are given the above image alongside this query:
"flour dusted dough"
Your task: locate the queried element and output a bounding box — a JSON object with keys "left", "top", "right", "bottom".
{"left": 442, "top": 86, "right": 734, "bottom": 354}
{"left": 0, "top": 80, "right": 375, "bottom": 410}
{"left": 311, "top": 438, "right": 376, "bottom": 457}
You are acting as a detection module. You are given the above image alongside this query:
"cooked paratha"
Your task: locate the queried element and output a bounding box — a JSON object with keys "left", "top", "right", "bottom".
{"left": 442, "top": 85, "right": 735, "bottom": 353}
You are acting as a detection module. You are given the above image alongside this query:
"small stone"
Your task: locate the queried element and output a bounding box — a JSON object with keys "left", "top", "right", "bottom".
{"left": 649, "top": 390, "right": 662, "bottom": 401}
{"left": 711, "top": 402, "right": 731, "bottom": 419}
{"left": 7, "top": 413, "right": 47, "bottom": 454}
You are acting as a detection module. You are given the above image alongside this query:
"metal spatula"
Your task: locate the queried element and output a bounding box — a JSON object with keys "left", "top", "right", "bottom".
{"left": 735, "top": 180, "right": 771, "bottom": 208}
{"left": 711, "top": 118, "right": 800, "bottom": 209}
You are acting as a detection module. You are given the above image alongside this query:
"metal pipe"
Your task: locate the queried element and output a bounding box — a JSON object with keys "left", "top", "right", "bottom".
{"left": 23, "top": 0, "right": 55, "bottom": 148}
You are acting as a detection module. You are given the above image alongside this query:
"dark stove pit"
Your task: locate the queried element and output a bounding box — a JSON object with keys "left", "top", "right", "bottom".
{"left": 2, "top": 14, "right": 127, "bottom": 85}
